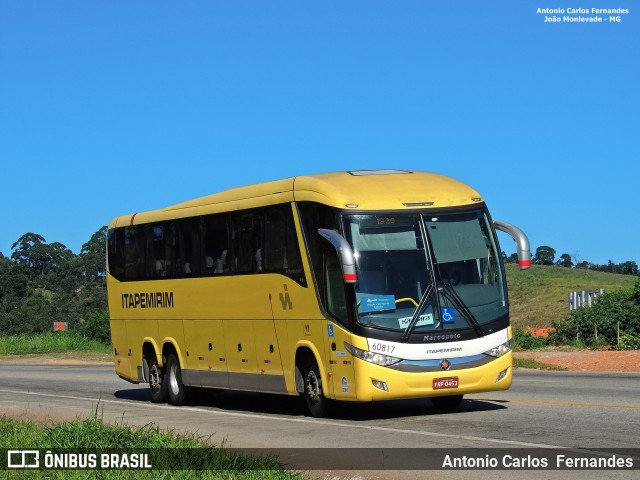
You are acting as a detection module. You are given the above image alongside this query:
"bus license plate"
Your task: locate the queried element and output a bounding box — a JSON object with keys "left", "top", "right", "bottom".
{"left": 433, "top": 377, "right": 459, "bottom": 390}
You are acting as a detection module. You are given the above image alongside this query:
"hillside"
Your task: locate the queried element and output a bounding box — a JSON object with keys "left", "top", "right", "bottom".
{"left": 504, "top": 265, "right": 637, "bottom": 331}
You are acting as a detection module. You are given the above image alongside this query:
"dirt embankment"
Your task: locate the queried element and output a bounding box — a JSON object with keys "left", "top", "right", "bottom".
{"left": 0, "top": 355, "right": 111, "bottom": 366}
{"left": 513, "top": 350, "right": 640, "bottom": 372}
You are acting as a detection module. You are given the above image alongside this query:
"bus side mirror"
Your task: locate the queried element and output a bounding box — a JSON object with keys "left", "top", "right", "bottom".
{"left": 318, "top": 228, "right": 358, "bottom": 283}
{"left": 494, "top": 221, "right": 531, "bottom": 270}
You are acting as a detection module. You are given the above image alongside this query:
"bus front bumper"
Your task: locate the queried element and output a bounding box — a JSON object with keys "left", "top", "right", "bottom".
{"left": 351, "top": 351, "right": 513, "bottom": 402}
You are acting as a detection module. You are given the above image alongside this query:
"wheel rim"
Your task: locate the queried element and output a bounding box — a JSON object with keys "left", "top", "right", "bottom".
{"left": 168, "top": 362, "right": 180, "bottom": 397}
{"left": 149, "top": 364, "right": 161, "bottom": 393}
{"left": 305, "top": 369, "right": 322, "bottom": 405}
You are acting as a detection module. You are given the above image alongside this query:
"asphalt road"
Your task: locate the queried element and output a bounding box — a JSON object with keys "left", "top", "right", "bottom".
{"left": 0, "top": 362, "right": 638, "bottom": 479}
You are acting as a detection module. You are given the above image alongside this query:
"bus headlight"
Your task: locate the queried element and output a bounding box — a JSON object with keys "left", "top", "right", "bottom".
{"left": 484, "top": 339, "right": 512, "bottom": 358}
{"left": 344, "top": 342, "right": 401, "bottom": 367}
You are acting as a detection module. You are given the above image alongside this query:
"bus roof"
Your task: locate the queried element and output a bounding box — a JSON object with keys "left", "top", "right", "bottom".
{"left": 110, "top": 170, "right": 483, "bottom": 227}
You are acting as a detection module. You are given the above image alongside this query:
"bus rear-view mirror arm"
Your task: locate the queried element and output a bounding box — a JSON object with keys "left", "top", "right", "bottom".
{"left": 318, "top": 228, "right": 358, "bottom": 283}
{"left": 494, "top": 221, "right": 531, "bottom": 270}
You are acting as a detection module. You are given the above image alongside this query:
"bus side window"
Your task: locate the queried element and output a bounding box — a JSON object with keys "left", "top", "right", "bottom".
{"left": 175, "top": 217, "right": 200, "bottom": 276}
{"left": 264, "top": 204, "right": 306, "bottom": 285}
{"left": 203, "top": 213, "right": 231, "bottom": 275}
{"left": 324, "top": 243, "right": 349, "bottom": 325}
{"left": 298, "top": 201, "right": 341, "bottom": 301}
{"left": 234, "top": 212, "right": 264, "bottom": 274}
{"left": 124, "top": 226, "right": 145, "bottom": 281}
{"left": 107, "top": 228, "right": 125, "bottom": 281}
{"left": 148, "top": 223, "right": 172, "bottom": 279}
{"left": 265, "top": 208, "right": 287, "bottom": 272}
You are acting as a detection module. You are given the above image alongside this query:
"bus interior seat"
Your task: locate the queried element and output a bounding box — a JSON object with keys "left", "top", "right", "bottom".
{"left": 387, "top": 254, "right": 423, "bottom": 301}
{"left": 214, "top": 250, "right": 228, "bottom": 274}
{"left": 155, "top": 259, "right": 166, "bottom": 276}
{"left": 205, "top": 256, "right": 215, "bottom": 273}
{"left": 255, "top": 248, "right": 263, "bottom": 272}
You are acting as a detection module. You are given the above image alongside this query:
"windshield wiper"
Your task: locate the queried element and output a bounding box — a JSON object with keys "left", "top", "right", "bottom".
{"left": 400, "top": 283, "right": 434, "bottom": 342}
{"left": 439, "top": 281, "right": 484, "bottom": 337}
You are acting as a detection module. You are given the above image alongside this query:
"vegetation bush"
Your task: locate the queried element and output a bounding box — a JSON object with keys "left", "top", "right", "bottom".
{"left": 551, "top": 277, "right": 640, "bottom": 348}
{"left": 513, "top": 330, "right": 549, "bottom": 350}
{"left": 615, "top": 334, "right": 640, "bottom": 351}
{"left": 79, "top": 311, "right": 111, "bottom": 343}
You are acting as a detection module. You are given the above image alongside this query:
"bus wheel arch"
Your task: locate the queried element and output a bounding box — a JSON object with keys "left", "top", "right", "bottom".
{"left": 295, "top": 346, "right": 332, "bottom": 417}
{"left": 144, "top": 342, "right": 167, "bottom": 403}
{"left": 142, "top": 343, "right": 153, "bottom": 381}
{"left": 161, "top": 339, "right": 185, "bottom": 369}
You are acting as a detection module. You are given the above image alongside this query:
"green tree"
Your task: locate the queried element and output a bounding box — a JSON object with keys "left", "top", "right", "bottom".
{"left": 4, "top": 293, "right": 53, "bottom": 335}
{"left": 1, "top": 229, "right": 110, "bottom": 337}
{"left": 633, "top": 277, "right": 640, "bottom": 306}
{"left": 78, "top": 311, "right": 111, "bottom": 343}
{"left": 533, "top": 246, "right": 556, "bottom": 266}
{"left": 0, "top": 258, "right": 28, "bottom": 299}
{"left": 0, "top": 258, "right": 29, "bottom": 327}
{"left": 47, "top": 242, "right": 75, "bottom": 277}
{"left": 620, "top": 261, "right": 638, "bottom": 276}
{"left": 556, "top": 253, "right": 573, "bottom": 268}
{"left": 503, "top": 253, "right": 518, "bottom": 264}
{"left": 10, "top": 233, "right": 77, "bottom": 279}
{"left": 79, "top": 226, "right": 107, "bottom": 281}
{"left": 11, "top": 233, "right": 48, "bottom": 277}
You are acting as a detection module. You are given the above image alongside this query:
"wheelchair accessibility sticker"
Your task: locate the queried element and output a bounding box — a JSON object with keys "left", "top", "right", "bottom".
{"left": 441, "top": 307, "right": 455, "bottom": 323}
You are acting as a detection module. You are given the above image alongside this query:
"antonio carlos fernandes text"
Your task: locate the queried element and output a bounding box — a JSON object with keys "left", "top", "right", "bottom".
{"left": 442, "top": 454, "right": 633, "bottom": 469}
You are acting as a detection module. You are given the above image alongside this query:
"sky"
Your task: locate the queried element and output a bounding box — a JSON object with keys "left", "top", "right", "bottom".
{"left": 0, "top": 1, "right": 637, "bottom": 266}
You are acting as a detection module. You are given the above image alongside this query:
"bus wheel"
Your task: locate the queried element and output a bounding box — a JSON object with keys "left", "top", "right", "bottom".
{"left": 431, "top": 394, "right": 463, "bottom": 409}
{"left": 149, "top": 360, "right": 168, "bottom": 403}
{"left": 303, "top": 359, "right": 330, "bottom": 417}
{"left": 166, "top": 353, "right": 188, "bottom": 406}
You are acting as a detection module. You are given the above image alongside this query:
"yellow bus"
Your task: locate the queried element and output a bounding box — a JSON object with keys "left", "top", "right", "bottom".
{"left": 107, "top": 170, "right": 530, "bottom": 417}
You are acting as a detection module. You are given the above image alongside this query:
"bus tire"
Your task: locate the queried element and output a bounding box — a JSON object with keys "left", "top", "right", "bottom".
{"left": 149, "top": 358, "right": 168, "bottom": 403}
{"left": 302, "top": 358, "right": 331, "bottom": 418}
{"left": 166, "top": 353, "right": 188, "bottom": 406}
{"left": 431, "top": 394, "right": 463, "bottom": 409}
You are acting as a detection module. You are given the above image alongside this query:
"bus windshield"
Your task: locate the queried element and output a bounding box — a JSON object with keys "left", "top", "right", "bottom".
{"left": 343, "top": 210, "right": 507, "bottom": 335}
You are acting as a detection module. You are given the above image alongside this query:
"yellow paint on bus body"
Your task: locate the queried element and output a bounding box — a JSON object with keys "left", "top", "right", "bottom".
{"left": 108, "top": 171, "right": 509, "bottom": 403}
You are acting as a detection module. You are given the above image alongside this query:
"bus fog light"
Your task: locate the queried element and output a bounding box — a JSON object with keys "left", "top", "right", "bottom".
{"left": 372, "top": 379, "right": 389, "bottom": 392}
{"left": 496, "top": 368, "right": 509, "bottom": 382}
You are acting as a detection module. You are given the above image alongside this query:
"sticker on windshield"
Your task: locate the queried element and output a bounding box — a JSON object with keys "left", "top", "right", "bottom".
{"left": 441, "top": 307, "right": 455, "bottom": 323}
{"left": 357, "top": 294, "right": 396, "bottom": 313}
{"left": 398, "top": 314, "right": 434, "bottom": 329}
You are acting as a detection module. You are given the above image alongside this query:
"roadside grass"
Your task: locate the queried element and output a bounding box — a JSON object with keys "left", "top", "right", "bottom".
{"left": 505, "top": 264, "right": 636, "bottom": 331}
{"left": 513, "top": 357, "right": 567, "bottom": 371}
{"left": 0, "top": 332, "right": 111, "bottom": 356}
{"left": 0, "top": 414, "right": 303, "bottom": 479}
